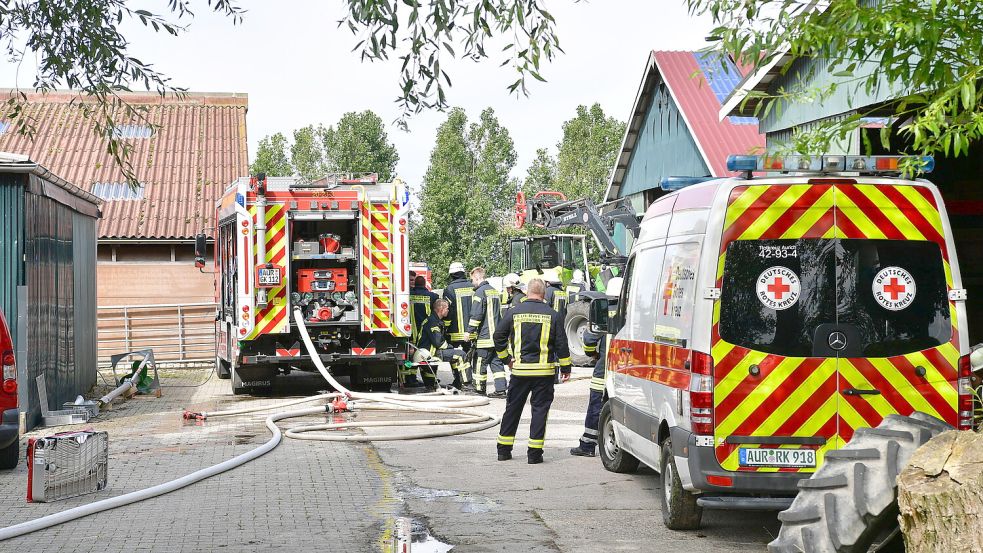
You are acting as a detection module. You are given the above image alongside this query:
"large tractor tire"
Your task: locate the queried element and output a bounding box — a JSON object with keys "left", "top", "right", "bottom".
{"left": 768, "top": 412, "right": 952, "bottom": 553}
{"left": 564, "top": 301, "right": 592, "bottom": 366}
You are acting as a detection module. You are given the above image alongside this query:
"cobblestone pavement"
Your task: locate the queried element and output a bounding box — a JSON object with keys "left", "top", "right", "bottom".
{"left": 0, "top": 369, "right": 399, "bottom": 553}
{"left": 0, "top": 366, "right": 784, "bottom": 552}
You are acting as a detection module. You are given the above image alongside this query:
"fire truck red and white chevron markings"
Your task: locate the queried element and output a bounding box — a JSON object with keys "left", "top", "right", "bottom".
{"left": 246, "top": 203, "right": 288, "bottom": 339}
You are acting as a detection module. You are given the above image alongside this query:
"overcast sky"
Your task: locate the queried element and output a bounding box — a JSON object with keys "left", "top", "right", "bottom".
{"left": 0, "top": 1, "right": 712, "bottom": 188}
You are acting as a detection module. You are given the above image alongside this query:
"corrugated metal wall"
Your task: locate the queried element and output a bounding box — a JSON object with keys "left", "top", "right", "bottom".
{"left": 619, "top": 82, "right": 710, "bottom": 197}
{"left": 73, "top": 212, "right": 97, "bottom": 394}
{"left": 21, "top": 181, "right": 97, "bottom": 429}
{"left": 0, "top": 174, "right": 24, "bottom": 343}
{"left": 766, "top": 112, "right": 861, "bottom": 155}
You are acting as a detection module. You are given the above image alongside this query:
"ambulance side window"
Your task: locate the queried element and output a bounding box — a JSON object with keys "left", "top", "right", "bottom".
{"left": 653, "top": 242, "right": 701, "bottom": 347}
{"left": 613, "top": 256, "right": 634, "bottom": 335}
{"left": 627, "top": 246, "right": 667, "bottom": 341}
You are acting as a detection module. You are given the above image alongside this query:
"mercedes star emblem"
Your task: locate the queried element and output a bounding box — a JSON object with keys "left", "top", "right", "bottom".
{"left": 828, "top": 331, "right": 848, "bottom": 351}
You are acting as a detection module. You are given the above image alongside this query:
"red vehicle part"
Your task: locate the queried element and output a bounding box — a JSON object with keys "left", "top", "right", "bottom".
{"left": 0, "top": 310, "right": 16, "bottom": 412}
{"left": 296, "top": 268, "right": 349, "bottom": 293}
{"left": 319, "top": 233, "right": 341, "bottom": 254}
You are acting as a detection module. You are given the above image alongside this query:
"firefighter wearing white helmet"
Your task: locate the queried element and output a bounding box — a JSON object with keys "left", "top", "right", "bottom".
{"left": 570, "top": 276, "right": 622, "bottom": 457}
{"left": 442, "top": 261, "right": 475, "bottom": 390}
{"left": 501, "top": 273, "right": 526, "bottom": 313}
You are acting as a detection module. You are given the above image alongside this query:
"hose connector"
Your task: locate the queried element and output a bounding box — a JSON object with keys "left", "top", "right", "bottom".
{"left": 330, "top": 397, "right": 350, "bottom": 413}
{"left": 183, "top": 410, "right": 206, "bottom": 421}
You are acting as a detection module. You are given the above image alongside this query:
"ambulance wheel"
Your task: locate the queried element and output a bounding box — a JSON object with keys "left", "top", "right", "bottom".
{"left": 0, "top": 440, "right": 18, "bottom": 470}
{"left": 564, "top": 302, "right": 592, "bottom": 366}
{"left": 215, "top": 355, "right": 231, "bottom": 380}
{"left": 599, "top": 401, "right": 639, "bottom": 473}
{"left": 232, "top": 365, "right": 273, "bottom": 396}
{"left": 768, "top": 412, "right": 952, "bottom": 553}
{"left": 660, "top": 436, "right": 702, "bottom": 530}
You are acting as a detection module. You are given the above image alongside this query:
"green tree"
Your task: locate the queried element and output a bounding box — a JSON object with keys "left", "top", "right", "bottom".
{"left": 523, "top": 148, "right": 557, "bottom": 194}
{"left": 322, "top": 111, "right": 400, "bottom": 181}
{"left": 250, "top": 133, "right": 292, "bottom": 177}
{"left": 468, "top": 107, "right": 518, "bottom": 222}
{"left": 554, "top": 104, "right": 626, "bottom": 202}
{"left": 412, "top": 107, "right": 517, "bottom": 285}
{"left": 687, "top": 0, "right": 983, "bottom": 164}
{"left": 412, "top": 108, "right": 483, "bottom": 288}
{"left": 290, "top": 125, "right": 330, "bottom": 182}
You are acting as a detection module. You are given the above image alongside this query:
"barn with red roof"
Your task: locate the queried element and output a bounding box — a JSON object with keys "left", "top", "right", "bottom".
{"left": 604, "top": 51, "right": 764, "bottom": 211}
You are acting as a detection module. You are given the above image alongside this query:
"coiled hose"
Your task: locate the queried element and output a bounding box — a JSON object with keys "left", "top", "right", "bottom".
{"left": 0, "top": 308, "right": 498, "bottom": 541}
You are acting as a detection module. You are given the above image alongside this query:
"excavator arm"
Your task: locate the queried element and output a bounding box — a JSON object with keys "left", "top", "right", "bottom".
{"left": 515, "top": 191, "right": 640, "bottom": 263}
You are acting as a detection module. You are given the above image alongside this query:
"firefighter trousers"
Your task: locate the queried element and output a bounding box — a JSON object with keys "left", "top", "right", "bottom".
{"left": 448, "top": 341, "right": 472, "bottom": 387}
{"left": 497, "top": 376, "right": 555, "bottom": 455}
{"left": 438, "top": 347, "right": 468, "bottom": 388}
{"left": 473, "top": 348, "right": 506, "bottom": 393}
{"left": 579, "top": 358, "right": 606, "bottom": 450}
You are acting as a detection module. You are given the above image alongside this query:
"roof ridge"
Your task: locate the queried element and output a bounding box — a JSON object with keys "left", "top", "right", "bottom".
{"left": 0, "top": 89, "right": 248, "bottom": 106}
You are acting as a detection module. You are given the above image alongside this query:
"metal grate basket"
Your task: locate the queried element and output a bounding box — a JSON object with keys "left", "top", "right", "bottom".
{"left": 27, "top": 430, "right": 109, "bottom": 502}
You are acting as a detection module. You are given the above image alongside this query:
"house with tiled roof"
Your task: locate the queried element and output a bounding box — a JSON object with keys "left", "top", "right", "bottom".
{"left": 604, "top": 51, "right": 764, "bottom": 211}
{"left": 0, "top": 90, "right": 248, "bottom": 305}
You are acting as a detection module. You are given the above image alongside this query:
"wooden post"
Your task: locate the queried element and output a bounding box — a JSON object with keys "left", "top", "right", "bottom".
{"left": 898, "top": 430, "right": 983, "bottom": 553}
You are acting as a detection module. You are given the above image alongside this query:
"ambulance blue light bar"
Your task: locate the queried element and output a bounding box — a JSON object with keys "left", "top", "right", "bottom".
{"left": 659, "top": 176, "right": 713, "bottom": 191}
{"left": 726, "top": 155, "right": 935, "bottom": 174}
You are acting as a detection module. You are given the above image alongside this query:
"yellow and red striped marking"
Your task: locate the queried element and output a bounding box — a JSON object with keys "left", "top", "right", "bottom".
{"left": 245, "top": 203, "right": 288, "bottom": 339}
{"left": 360, "top": 200, "right": 396, "bottom": 332}
{"left": 713, "top": 182, "right": 958, "bottom": 473}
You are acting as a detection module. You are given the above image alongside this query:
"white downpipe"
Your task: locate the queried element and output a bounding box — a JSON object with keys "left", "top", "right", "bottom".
{"left": 254, "top": 184, "right": 268, "bottom": 307}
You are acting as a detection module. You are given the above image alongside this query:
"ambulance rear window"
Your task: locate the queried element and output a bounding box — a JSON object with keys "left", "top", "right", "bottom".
{"left": 720, "top": 239, "right": 951, "bottom": 357}
{"left": 719, "top": 239, "right": 836, "bottom": 357}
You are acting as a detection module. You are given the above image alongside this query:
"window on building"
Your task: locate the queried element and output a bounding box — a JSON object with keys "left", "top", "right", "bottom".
{"left": 0, "top": 121, "right": 10, "bottom": 135}
{"left": 112, "top": 124, "right": 153, "bottom": 139}
{"left": 92, "top": 182, "right": 145, "bottom": 201}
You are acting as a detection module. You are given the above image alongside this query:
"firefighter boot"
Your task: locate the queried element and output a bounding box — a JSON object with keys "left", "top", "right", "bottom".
{"left": 569, "top": 441, "right": 596, "bottom": 457}
{"left": 497, "top": 446, "right": 512, "bottom": 462}
{"left": 527, "top": 449, "right": 544, "bottom": 464}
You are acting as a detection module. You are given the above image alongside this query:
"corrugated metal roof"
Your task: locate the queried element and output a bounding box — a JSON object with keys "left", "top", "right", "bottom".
{"left": 605, "top": 51, "right": 765, "bottom": 201}
{"left": 0, "top": 90, "right": 248, "bottom": 240}
{"left": 653, "top": 51, "right": 765, "bottom": 177}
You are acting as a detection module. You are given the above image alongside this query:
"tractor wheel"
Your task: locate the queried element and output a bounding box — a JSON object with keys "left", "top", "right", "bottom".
{"left": 768, "top": 412, "right": 952, "bottom": 553}
{"left": 564, "top": 301, "right": 592, "bottom": 366}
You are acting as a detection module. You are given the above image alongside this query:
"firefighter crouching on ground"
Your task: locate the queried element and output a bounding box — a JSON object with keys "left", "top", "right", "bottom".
{"left": 467, "top": 267, "right": 507, "bottom": 398}
{"left": 404, "top": 275, "right": 439, "bottom": 388}
{"left": 414, "top": 298, "right": 468, "bottom": 390}
{"left": 570, "top": 277, "right": 622, "bottom": 457}
{"left": 495, "top": 278, "right": 572, "bottom": 464}
{"left": 443, "top": 262, "right": 475, "bottom": 390}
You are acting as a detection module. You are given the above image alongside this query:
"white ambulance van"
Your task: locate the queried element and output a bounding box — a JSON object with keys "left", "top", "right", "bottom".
{"left": 590, "top": 155, "right": 972, "bottom": 550}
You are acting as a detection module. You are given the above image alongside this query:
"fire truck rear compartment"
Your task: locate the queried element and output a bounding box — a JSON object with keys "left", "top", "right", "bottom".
{"left": 289, "top": 215, "right": 359, "bottom": 326}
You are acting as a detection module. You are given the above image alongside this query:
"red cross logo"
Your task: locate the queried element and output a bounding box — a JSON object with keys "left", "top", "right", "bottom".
{"left": 883, "top": 278, "right": 906, "bottom": 300}
{"left": 767, "top": 277, "right": 791, "bottom": 299}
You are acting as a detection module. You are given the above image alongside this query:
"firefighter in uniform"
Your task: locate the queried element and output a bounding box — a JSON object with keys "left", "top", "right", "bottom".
{"left": 494, "top": 278, "right": 571, "bottom": 464}
{"left": 404, "top": 275, "right": 439, "bottom": 387}
{"left": 442, "top": 262, "right": 475, "bottom": 390}
{"left": 415, "top": 299, "right": 468, "bottom": 390}
{"left": 466, "top": 267, "right": 507, "bottom": 397}
{"left": 501, "top": 273, "right": 526, "bottom": 312}
{"left": 570, "top": 277, "right": 623, "bottom": 457}
{"left": 409, "top": 275, "right": 438, "bottom": 342}
{"left": 544, "top": 279, "right": 568, "bottom": 318}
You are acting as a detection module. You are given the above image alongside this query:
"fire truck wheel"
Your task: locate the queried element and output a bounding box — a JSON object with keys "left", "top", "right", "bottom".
{"left": 768, "top": 412, "right": 952, "bottom": 553}
{"left": 0, "top": 440, "right": 17, "bottom": 470}
{"left": 215, "top": 355, "right": 231, "bottom": 380}
{"left": 564, "top": 301, "right": 592, "bottom": 366}
{"left": 598, "top": 401, "right": 639, "bottom": 474}
{"left": 660, "top": 436, "right": 702, "bottom": 530}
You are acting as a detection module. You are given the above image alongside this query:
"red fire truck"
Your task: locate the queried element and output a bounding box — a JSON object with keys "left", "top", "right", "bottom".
{"left": 204, "top": 174, "right": 412, "bottom": 394}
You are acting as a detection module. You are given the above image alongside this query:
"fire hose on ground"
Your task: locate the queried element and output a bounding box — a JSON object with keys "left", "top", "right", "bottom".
{"left": 0, "top": 308, "right": 498, "bottom": 541}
